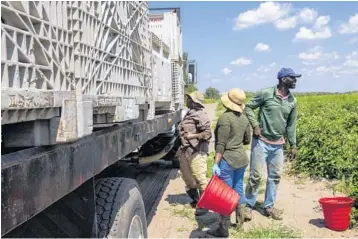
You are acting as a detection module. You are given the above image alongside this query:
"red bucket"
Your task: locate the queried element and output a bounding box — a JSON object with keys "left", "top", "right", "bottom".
{"left": 197, "top": 175, "right": 239, "bottom": 216}
{"left": 319, "top": 196, "right": 354, "bottom": 231}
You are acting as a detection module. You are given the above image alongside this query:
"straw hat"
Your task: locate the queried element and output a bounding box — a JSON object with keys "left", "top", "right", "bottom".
{"left": 186, "top": 91, "right": 205, "bottom": 107}
{"left": 221, "top": 88, "right": 246, "bottom": 113}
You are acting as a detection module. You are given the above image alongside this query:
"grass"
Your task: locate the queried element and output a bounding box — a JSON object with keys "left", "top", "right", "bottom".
{"left": 168, "top": 203, "right": 196, "bottom": 223}
{"left": 176, "top": 226, "right": 188, "bottom": 232}
{"left": 207, "top": 151, "right": 215, "bottom": 178}
{"left": 203, "top": 98, "right": 218, "bottom": 104}
{"left": 230, "top": 222, "right": 302, "bottom": 238}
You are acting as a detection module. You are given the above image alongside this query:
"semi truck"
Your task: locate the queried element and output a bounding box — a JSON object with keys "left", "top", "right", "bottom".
{"left": 1, "top": 2, "right": 196, "bottom": 237}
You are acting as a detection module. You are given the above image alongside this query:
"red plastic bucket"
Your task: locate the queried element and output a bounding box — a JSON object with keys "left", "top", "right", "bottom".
{"left": 319, "top": 196, "right": 354, "bottom": 231}
{"left": 197, "top": 175, "right": 240, "bottom": 216}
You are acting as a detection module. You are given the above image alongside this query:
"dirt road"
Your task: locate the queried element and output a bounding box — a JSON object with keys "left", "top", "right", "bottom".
{"left": 147, "top": 103, "right": 358, "bottom": 238}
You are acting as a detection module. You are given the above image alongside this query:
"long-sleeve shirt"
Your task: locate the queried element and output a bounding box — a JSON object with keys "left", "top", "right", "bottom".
{"left": 244, "top": 85, "right": 297, "bottom": 147}
{"left": 178, "top": 108, "right": 212, "bottom": 159}
{"left": 214, "top": 110, "right": 251, "bottom": 169}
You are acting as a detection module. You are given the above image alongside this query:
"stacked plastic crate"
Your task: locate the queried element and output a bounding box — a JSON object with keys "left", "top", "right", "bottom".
{"left": 1, "top": 1, "right": 153, "bottom": 145}
{"left": 68, "top": 1, "right": 153, "bottom": 124}
{"left": 151, "top": 32, "right": 172, "bottom": 112}
{"left": 149, "top": 11, "right": 184, "bottom": 110}
{"left": 1, "top": 1, "right": 74, "bottom": 125}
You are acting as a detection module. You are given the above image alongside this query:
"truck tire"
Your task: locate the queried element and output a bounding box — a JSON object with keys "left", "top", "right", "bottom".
{"left": 92, "top": 177, "right": 148, "bottom": 238}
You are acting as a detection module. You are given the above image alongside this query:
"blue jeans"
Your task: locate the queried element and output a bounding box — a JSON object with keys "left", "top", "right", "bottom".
{"left": 219, "top": 158, "right": 247, "bottom": 205}
{"left": 245, "top": 138, "right": 284, "bottom": 209}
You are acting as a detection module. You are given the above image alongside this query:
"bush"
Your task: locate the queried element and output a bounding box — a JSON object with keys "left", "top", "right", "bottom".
{"left": 292, "top": 93, "right": 358, "bottom": 226}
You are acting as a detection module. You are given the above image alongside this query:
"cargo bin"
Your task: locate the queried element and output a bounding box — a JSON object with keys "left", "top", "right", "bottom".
{"left": 149, "top": 11, "right": 183, "bottom": 61}
{"left": 151, "top": 32, "right": 173, "bottom": 112}
{"left": 1, "top": 1, "right": 155, "bottom": 145}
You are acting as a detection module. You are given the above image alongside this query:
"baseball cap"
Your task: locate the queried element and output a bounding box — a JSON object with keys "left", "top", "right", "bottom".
{"left": 277, "top": 68, "right": 302, "bottom": 79}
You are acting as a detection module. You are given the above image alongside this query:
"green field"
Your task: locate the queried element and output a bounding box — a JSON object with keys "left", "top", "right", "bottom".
{"left": 292, "top": 93, "right": 358, "bottom": 226}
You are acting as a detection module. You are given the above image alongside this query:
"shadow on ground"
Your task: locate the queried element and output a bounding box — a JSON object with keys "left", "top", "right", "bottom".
{"left": 143, "top": 161, "right": 180, "bottom": 226}
{"left": 165, "top": 193, "right": 192, "bottom": 205}
{"left": 309, "top": 218, "right": 326, "bottom": 229}
{"left": 165, "top": 192, "right": 221, "bottom": 238}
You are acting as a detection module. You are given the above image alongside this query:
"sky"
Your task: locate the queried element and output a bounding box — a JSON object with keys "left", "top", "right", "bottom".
{"left": 149, "top": 1, "right": 358, "bottom": 93}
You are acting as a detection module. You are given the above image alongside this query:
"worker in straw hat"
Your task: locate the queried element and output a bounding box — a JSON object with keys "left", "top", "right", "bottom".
{"left": 176, "top": 91, "right": 212, "bottom": 214}
{"left": 206, "top": 88, "right": 251, "bottom": 238}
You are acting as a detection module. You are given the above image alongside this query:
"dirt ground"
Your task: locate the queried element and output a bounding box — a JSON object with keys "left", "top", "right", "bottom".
{"left": 147, "top": 103, "right": 358, "bottom": 238}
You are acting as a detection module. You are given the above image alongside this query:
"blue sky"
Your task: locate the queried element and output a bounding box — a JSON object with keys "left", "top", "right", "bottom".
{"left": 149, "top": 1, "right": 358, "bottom": 93}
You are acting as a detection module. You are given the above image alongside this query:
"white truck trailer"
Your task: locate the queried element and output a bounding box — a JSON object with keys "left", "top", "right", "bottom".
{"left": 1, "top": 2, "right": 195, "bottom": 237}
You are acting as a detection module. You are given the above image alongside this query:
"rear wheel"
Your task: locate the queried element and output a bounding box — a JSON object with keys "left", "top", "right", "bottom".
{"left": 92, "top": 177, "right": 147, "bottom": 238}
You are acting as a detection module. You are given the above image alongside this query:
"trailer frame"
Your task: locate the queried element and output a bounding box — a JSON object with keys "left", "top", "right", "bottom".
{"left": 1, "top": 110, "right": 182, "bottom": 236}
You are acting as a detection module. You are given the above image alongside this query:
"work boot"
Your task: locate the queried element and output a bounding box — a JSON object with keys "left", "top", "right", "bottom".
{"left": 264, "top": 207, "right": 283, "bottom": 220}
{"left": 234, "top": 205, "right": 246, "bottom": 228}
{"left": 186, "top": 188, "right": 200, "bottom": 208}
{"left": 244, "top": 206, "right": 253, "bottom": 221}
{"left": 206, "top": 215, "right": 230, "bottom": 238}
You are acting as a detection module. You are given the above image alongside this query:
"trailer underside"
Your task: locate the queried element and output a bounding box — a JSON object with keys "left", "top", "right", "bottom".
{"left": 1, "top": 110, "right": 182, "bottom": 236}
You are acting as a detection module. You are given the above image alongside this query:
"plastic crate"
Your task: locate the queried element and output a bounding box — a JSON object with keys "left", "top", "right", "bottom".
{"left": 171, "top": 60, "right": 184, "bottom": 110}
{"left": 1, "top": 1, "right": 154, "bottom": 128}
{"left": 1, "top": 1, "right": 157, "bottom": 144}
{"left": 151, "top": 32, "right": 172, "bottom": 111}
{"left": 149, "top": 12, "right": 183, "bottom": 61}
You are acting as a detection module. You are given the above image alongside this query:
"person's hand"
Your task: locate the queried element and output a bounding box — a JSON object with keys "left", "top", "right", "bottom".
{"left": 288, "top": 147, "right": 297, "bottom": 160}
{"left": 253, "top": 126, "right": 262, "bottom": 138}
{"left": 212, "top": 164, "right": 221, "bottom": 176}
{"left": 185, "top": 133, "right": 196, "bottom": 140}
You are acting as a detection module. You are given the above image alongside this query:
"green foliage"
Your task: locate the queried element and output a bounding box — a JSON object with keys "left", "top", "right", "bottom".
{"left": 207, "top": 152, "right": 215, "bottom": 178}
{"left": 205, "top": 87, "right": 220, "bottom": 99}
{"left": 230, "top": 222, "right": 302, "bottom": 238}
{"left": 203, "top": 98, "right": 218, "bottom": 104}
{"left": 293, "top": 93, "right": 358, "bottom": 226}
{"left": 184, "top": 84, "right": 198, "bottom": 94}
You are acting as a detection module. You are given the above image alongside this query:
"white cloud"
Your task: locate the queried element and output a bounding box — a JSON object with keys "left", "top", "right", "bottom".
{"left": 294, "top": 15, "right": 332, "bottom": 40}
{"left": 233, "top": 2, "right": 291, "bottom": 30}
{"left": 316, "top": 66, "right": 341, "bottom": 73}
{"left": 295, "top": 27, "right": 331, "bottom": 40}
{"left": 316, "top": 66, "right": 343, "bottom": 78}
{"left": 274, "top": 16, "right": 297, "bottom": 30}
{"left": 311, "top": 52, "right": 358, "bottom": 78}
{"left": 298, "top": 46, "right": 340, "bottom": 67}
{"left": 230, "top": 57, "right": 252, "bottom": 66}
{"left": 325, "top": 51, "right": 340, "bottom": 60}
{"left": 255, "top": 42, "right": 270, "bottom": 52}
{"left": 298, "top": 46, "right": 323, "bottom": 61}
{"left": 298, "top": 8, "right": 318, "bottom": 23}
{"left": 344, "top": 51, "right": 358, "bottom": 67}
{"left": 339, "top": 14, "right": 358, "bottom": 34}
{"left": 302, "top": 61, "right": 317, "bottom": 66}
{"left": 222, "top": 68, "right": 232, "bottom": 76}
{"left": 257, "top": 62, "right": 277, "bottom": 72}
{"left": 269, "top": 62, "right": 277, "bottom": 67}
{"left": 233, "top": 3, "right": 324, "bottom": 32}
{"left": 314, "top": 16, "right": 330, "bottom": 29}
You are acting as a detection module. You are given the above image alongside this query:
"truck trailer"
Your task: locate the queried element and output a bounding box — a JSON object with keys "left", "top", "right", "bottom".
{"left": 1, "top": 1, "right": 194, "bottom": 237}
